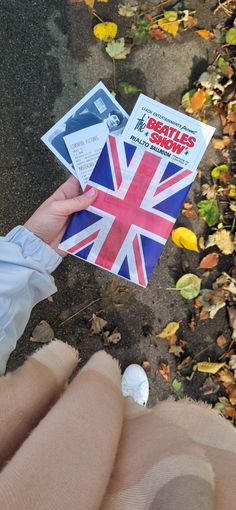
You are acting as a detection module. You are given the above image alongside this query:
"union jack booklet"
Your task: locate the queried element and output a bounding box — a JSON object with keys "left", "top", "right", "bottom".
{"left": 59, "top": 94, "right": 215, "bottom": 287}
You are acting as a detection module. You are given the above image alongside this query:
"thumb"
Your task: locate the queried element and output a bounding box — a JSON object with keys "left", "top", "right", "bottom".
{"left": 53, "top": 188, "right": 97, "bottom": 216}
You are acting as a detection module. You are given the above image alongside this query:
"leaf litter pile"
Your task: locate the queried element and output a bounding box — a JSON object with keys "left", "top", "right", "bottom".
{"left": 35, "top": 0, "right": 236, "bottom": 422}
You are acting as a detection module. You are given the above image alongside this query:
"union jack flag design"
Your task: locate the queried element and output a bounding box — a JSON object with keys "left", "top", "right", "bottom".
{"left": 59, "top": 135, "right": 195, "bottom": 287}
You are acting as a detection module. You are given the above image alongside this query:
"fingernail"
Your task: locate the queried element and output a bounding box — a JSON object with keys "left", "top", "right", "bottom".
{"left": 85, "top": 187, "right": 97, "bottom": 198}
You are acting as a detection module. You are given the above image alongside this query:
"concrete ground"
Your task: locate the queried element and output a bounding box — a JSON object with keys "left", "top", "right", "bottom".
{"left": 0, "top": 0, "right": 231, "bottom": 404}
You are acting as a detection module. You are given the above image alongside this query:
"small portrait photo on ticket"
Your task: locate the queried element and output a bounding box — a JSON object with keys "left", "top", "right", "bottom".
{"left": 41, "top": 82, "right": 128, "bottom": 184}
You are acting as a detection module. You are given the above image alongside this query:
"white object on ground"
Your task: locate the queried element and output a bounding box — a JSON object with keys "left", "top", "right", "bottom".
{"left": 121, "top": 364, "right": 149, "bottom": 407}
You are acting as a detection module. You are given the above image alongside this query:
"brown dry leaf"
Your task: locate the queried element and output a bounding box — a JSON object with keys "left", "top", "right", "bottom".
{"left": 101, "top": 283, "right": 132, "bottom": 312}
{"left": 218, "top": 369, "right": 234, "bottom": 386}
{"left": 199, "top": 252, "right": 219, "bottom": 269}
{"left": 188, "top": 315, "right": 196, "bottom": 331}
{"left": 158, "top": 362, "right": 171, "bottom": 383}
{"left": 102, "top": 329, "right": 121, "bottom": 345}
{"left": 228, "top": 307, "right": 236, "bottom": 341}
{"left": 179, "top": 339, "right": 187, "bottom": 348}
{"left": 199, "top": 310, "right": 210, "bottom": 320}
{"left": 142, "top": 361, "right": 152, "bottom": 373}
{"left": 184, "top": 15, "right": 198, "bottom": 30}
{"left": 194, "top": 297, "right": 202, "bottom": 309}
{"left": 190, "top": 90, "right": 206, "bottom": 112}
{"left": 167, "top": 334, "right": 178, "bottom": 346}
{"left": 211, "top": 137, "right": 231, "bottom": 150}
{"left": 182, "top": 203, "right": 198, "bottom": 219}
{"left": 201, "top": 376, "right": 220, "bottom": 395}
{"left": 216, "top": 334, "right": 227, "bottom": 348}
{"left": 89, "top": 314, "right": 107, "bottom": 335}
{"left": 223, "top": 122, "right": 236, "bottom": 136}
{"left": 196, "top": 29, "right": 214, "bottom": 40}
{"left": 224, "top": 405, "right": 235, "bottom": 418}
{"left": 150, "top": 27, "right": 167, "bottom": 40}
{"left": 228, "top": 385, "right": 236, "bottom": 406}
{"left": 30, "top": 320, "right": 54, "bottom": 343}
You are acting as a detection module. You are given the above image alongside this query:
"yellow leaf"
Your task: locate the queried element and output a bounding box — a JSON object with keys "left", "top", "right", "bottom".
{"left": 97, "top": 0, "right": 110, "bottom": 2}
{"left": 157, "top": 321, "right": 180, "bottom": 338}
{"left": 158, "top": 14, "right": 179, "bottom": 37}
{"left": 163, "top": 10, "right": 178, "bottom": 21}
{"left": 197, "top": 361, "right": 225, "bottom": 374}
{"left": 196, "top": 29, "right": 215, "bottom": 40}
{"left": 171, "top": 227, "right": 199, "bottom": 252}
{"left": 84, "top": 0, "right": 95, "bottom": 7}
{"left": 93, "top": 22, "right": 118, "bottom": 42}
{"left": 190, "top": 90, "right": 206, "bottom": 112}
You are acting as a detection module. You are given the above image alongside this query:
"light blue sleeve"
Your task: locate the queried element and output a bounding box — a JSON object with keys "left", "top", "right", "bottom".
{"left": 0, "top": 226, "right": 62, "bottom": 374}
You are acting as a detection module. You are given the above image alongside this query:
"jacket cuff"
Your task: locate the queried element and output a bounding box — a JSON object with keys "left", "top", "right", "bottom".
{"left": 5, "top": 226, "right": 62, "bottom": 274}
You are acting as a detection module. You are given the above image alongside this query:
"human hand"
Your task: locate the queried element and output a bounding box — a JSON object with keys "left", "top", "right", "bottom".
{"left": 25, "top": 176, "right": 97, "bottom": 257}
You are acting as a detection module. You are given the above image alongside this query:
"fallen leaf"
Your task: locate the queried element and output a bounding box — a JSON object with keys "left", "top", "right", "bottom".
{"left": 179, "top": 339, "right": 187, "bottom": 348}
{"left": 188, "top": 315, "right": 196, "bottom": 331}
{"left": 89, "top": 314, "right": 107, "bottom": 335}
{"left": 93, "top": 22, "right": 118, "bottom": 42}
{"left": 229, "top": 354, "right": 236, "bottom": 370}
{"left": 228, "top": 386, "right": 236, "bottom": 406}
{"left": 199, "top": 252, "right": 219, "bottom": 269}
{"left": 118, "top": 81, "right": 142, "bottom": 97}
{"left": 142, "top": 360, "right": 152, "bottom": 373}
{"left": 101, "top": 283, "right": 131, "bottom": 312}
{"left": 102, "top": 329, "right": 121, "bottom": 345}
{"left": 197, "top": 199, "right": 220, "bottom": 227}
{"left": 30, "top": 320, "right": 54, "bottom": 343}
{"left": 158, "top": 362, "right": 171, "bottom": 383}
{"left": 199, "top": 310, "right": 210, "bottom": 320}
{"left": 214, "top": 229, "right": 234, "bottom": 255}
{"left": 190, "top": 89, "right": 206, "bottom": 111}
{"left": 169, "top": 345, "right": 184, "bottom": 357}
{"left": 47, "top": 296, "right": 54, "bottom": 302}
{"left": 196, "top": 29, "right": 214, "bottom": 40}
{"left": 84, "top": 0, "right": 95, "bottom": 7}
{"left": 216, "top": 334, "right": 227, "bottom": 348}
{"left": 149, "top": 26, "right": 167, "bottom": 40}
{"left": 106, "top": 38, "right": 131, "bottom": 59}
{"left": 171, "top": 227, "right": 199, "bottom": 252}
{"left": 156, "top": 321, "right": 180, "bottom": 338}
{"left": 217, "top": 56, "right": 234, "bottom": 78}
{"left": 181, "top": 89, "right": 196, "bottom": 113}
{"left": 176, "top": 273, "right": 201, "bottom": 300}
{"left": 218, "top": 369, "right": 234, "bottom": 386}
{"left": 197, "top": 361, "right": 225, "bottom": 374}
{"left": 158, "top": 11, "right": 179, "bottom": 37}
{"left": 182, "top": 203, "right": 198, "bottom": 220}
{"left": 177, "top": 356, "right": 194, "bottom": 373}
{"left": 228, "top": 307, "right": 236, "bottom": 340}
{"left": 201, "top": 376, "right": 220, "bottom": 395}
{"left": 172, "top": 378, "right": 183, "bottom": 392}
{"left": 225, "top": 27, "right": 236, "bottom": 45}
{"left": 167, "top": 334, "right": 178, "bottom": 346}
{"left": 118, "top": 3, "right": 138, "bottom": 16}
{"left": 211, "top": 163, "right": 229, "bottom": 179}
{"left": 211, "top": 137, "right": 231, "bottom": 150}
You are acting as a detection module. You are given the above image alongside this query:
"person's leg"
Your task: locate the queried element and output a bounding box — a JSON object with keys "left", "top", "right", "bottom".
{"left": 0, "top": 340, "right": 78, "bottom": 467}
{"left": 0, "top": 351, "right": 124, "bottom": 510}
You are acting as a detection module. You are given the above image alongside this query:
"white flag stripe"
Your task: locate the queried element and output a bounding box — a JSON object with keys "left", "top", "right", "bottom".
{"left": 59, "top": 217, "right": 104, "bottom": 252}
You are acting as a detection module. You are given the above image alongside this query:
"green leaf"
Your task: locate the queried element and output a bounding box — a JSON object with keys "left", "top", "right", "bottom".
{"left": 217, "top": 56, "right": 228, "bottom": 75}
{"left": 127, "top": 17, "right": 150, "bottom": 45}
{"left": 181, "top": 89, "right": 196, "bottom": 110}
{"left": 118, "top": 82, "right": 142, "bottom": 98}
{"left": 197, "top": 199, "right": 220, "bottom": 227}
{"left": 176, "top": 273, "right": 201, "bottom": 300}
{"left": 172, "top": 378, "right": 183, "bottom": 392}
{"left": 226, "top": 27, "right": 236, "bottom": 45}
{"left": 211, "top": 164, "right": 229, "bottom": 178}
